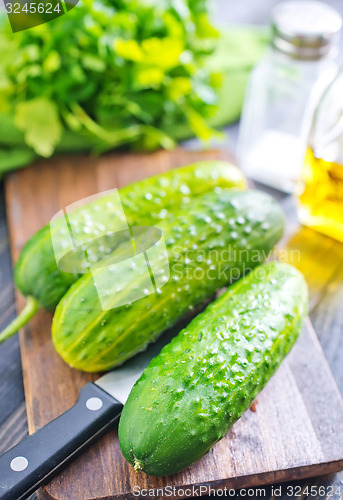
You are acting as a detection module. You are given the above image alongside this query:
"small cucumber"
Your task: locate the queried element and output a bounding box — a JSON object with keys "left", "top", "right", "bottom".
{"left": 118, "top": 261, "right": 308, "bottom": 476}
{"left": 52, "top": 190, "right": 284, "bottom": 372}
{"left": 1, "top": 161, "right": 245, "bottom": 342}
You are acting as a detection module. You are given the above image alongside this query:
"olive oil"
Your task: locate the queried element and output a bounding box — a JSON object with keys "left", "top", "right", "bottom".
{"left": 298, "top": 147, "right": 343, "bottom": 242}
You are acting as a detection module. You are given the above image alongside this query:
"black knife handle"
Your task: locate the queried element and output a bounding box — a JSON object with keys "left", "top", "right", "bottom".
{"left": 0, "top": 383, "right": 123, "bottom": 500}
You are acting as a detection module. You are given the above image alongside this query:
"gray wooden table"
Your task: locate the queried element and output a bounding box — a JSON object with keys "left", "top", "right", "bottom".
{"left": 1, "top": 1, "right": 343, "bottom": 499}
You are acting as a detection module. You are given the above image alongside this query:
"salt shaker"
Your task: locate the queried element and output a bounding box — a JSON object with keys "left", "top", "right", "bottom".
{"left": 237, "top": 1, "right": 342, "bottom": 193}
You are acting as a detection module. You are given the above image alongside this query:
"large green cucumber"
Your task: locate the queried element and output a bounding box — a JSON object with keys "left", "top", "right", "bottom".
{"left": 0, "top": 161, "right": 245, "bottom": 342}
{"left": 52, "top": 190, "right": 284, "bottom": 372}
{"left": 118, "top": 261, "right": 308, "bottom": 476}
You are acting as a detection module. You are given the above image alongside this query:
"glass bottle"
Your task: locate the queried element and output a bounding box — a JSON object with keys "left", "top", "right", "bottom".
{"left": 297, "top": 69, "right": 343, "bottom": 242}
{"left": 237, "top": 1, "right": 341, "bottom": 193}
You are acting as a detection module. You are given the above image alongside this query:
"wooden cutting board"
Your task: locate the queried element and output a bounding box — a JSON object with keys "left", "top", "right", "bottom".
{"left": 4, "top": 149, "right": 343, "bottom": 500}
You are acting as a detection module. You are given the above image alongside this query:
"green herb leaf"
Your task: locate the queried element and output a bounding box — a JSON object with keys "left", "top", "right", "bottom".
{"left": 14, "top": 98, "right": 62, "bottom": 157}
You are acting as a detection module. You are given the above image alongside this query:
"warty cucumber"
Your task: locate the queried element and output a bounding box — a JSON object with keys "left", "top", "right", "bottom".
{"left": 0, "top": 161, "right": 245, "bottom": 343}
{"left": 118, "top": 261, "right": 308, "bottom": 476}
{"left": 52, "top": 189, "right": 284, "bottom": 372}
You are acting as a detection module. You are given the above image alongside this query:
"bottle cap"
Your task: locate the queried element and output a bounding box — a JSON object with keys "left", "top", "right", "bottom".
{"left": 271, "top": 1, "right": 342, "bottom": 60}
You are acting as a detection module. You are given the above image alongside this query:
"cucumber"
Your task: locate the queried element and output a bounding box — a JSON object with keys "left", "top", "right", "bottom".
{"left": 52, "top": 190, "right": 284, "bottom": 372}
{"left": 118, "top": 261, "right": 308, "bottom": 476}
{"left": 0, "top": 161, "right": 246, "bottom": 343}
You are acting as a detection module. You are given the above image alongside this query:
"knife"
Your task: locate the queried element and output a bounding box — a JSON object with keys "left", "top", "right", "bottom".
{"left": 0, "top": 329, "right": 176, "bottom": 500}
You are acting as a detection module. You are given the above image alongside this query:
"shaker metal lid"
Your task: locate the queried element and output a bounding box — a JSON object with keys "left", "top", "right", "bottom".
{"left": 271, "top": 1, "right": 342, "bottom": 60}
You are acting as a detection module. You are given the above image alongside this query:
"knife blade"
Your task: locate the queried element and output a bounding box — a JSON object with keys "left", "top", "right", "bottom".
{"left": 95, "top": 327, "right": 176, "bottom": 404}
{"left": 0, "top": 328, "right": 176, "bottom": 500}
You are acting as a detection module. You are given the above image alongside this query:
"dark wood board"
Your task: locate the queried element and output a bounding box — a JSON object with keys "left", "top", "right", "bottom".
{"left": 4, "top": 149, "right": 343, "bottom": 500}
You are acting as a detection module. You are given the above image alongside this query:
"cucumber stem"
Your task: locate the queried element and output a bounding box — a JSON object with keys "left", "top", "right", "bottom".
{"left": 133, "top": 457, "right": 144, "bottom": 472}
{"left": 0, "top": 296, "right": 40, "bottom": 344}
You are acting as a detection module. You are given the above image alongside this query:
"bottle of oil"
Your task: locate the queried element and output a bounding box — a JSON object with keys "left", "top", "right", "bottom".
{"left": 297, "top": 70, "right": 343, "bottom": 242}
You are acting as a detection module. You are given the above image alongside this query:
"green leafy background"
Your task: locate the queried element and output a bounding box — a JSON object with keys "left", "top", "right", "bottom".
{"left": 0, "top": 0, "right": 268, "bottom": 173}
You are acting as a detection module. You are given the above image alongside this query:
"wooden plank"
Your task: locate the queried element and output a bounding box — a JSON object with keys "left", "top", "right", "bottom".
{"left": 4, "top": 149, "right": 343, "bottom": 500}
